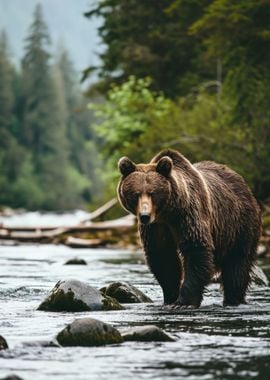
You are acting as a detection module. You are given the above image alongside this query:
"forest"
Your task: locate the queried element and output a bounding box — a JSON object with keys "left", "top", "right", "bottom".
{"left": 0, "top": 4, "right": 101, "bottom": 210}
{"left": 1, "top": 0, "right": 270, "bottom": 211}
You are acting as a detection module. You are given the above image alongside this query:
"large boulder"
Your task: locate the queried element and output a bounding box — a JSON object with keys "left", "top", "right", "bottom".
{"left": 0, "top": 335, "right": 8, "bottom": 350}
{"left": 121, "top": 325, "right": 175, "bottom": 342}
{"left": 100, "top": 282, "right": 152, "bottom": 303}
{"left": 37, "top": 279, "right": 124, "bottom": 312}
{"left": 56, "top": 318, "right": 123, "bottom": 347}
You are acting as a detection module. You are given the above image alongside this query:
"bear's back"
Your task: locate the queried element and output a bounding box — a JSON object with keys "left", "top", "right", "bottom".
{"left": 194, "top": 160, "right": 261, "bottom": 249}
{"left": 194, "top": 160, "right": 254, "bottom": 205}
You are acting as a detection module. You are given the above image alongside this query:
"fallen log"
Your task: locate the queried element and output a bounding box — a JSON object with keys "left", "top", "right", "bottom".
{"left": 1, "top": 198, "right": 118, "bottom": 232}
{"left": 0, "top": 215, "right": 136, "bottom": 244}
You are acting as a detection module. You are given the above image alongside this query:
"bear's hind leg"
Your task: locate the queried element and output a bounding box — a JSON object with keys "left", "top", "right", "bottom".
{"left": 221, "top": 246, "right": 255, "bottom": 306}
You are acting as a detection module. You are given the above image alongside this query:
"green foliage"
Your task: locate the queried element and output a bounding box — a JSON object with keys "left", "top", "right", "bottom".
{"left": 91, "top": 74, "right": 269, "bottom": 199}
{"left": 190, "top": 0, "right": 270, "bottom": 198}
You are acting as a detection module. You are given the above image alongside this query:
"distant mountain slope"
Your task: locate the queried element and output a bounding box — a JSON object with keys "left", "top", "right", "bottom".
{"left": 0, "top": 0, "right": 102, "bottom": 73}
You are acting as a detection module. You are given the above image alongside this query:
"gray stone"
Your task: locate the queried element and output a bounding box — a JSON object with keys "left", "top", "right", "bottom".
{"left": 37, "top": 279, "right": 124, "bottom": 312}
{"left": 121, "top": 325, "right": 175, "bottom": 342}
{"left": 251, "top": 265, "right": 269, "bottom": 286}
{"left": 21, "top": 340, "right": 60, "bottom": 348}
{"left": 0, "top": 376, "right": 23, "bottom": 380}
{"left": 64, "top": 258, "right": 87, "bottom": 265}
{"left": 212, "top": 264, "right": 269, "bottom": 286}
{"left": 0, "top": 335, "right": 8, "bottom": 350}
{"left": 56, "top": 317, "right": 123, "bottom": 347}
{"left": 100, "top": 282, "right": 152, "bottom": 303}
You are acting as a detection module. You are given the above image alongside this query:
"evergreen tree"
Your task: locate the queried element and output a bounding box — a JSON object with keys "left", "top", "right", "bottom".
{"left": 84, "top": 0, "right": 214, "bottom": 98}
{"left": 20, "top": 3, "right": 83, "bottom": 209}
{"left": 56, "top": 45, "right": 103, "bottom": 202}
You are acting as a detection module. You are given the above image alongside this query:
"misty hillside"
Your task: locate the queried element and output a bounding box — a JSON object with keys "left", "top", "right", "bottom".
{"left": 0, "top": 0, "right": 101, "bottom": 73}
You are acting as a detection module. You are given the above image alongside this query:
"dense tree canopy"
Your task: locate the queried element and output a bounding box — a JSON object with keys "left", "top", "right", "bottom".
{"left": 87, "top": 0, "right": 270, "bottom": 200}
{"left": 85, "top": 0, "right": 215, "bottom": 97}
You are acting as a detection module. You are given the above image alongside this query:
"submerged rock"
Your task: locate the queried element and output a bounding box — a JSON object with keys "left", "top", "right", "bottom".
{"left": 212, "top": 264, "right": 269, "bottom": 286}
{"left": 64, "top": 258, "right": 87, "bottom": 265}
{"left": 100, "top": 282, "right": 153, "bottom": 303}
{"left": 37, "top": 279, "right": 124, "bottom": 312}
{"left": 21, "top": 340, "right": 60, "bottom": 348}
{"left": 0, "top": 376, "right": 23, "bottom": 380}
{"left": 0, "top": 335, "right": 8, "bottom": 350}
{"left": 121, "top": 325, "right": 175, "bottom": 342}
{"left": 57, "top": 317, "right": 123, "bottom": 347}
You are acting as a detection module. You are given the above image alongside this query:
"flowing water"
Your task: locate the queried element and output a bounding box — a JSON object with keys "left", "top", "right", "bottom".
{"left": 0, "top": 212, "right": 269, "bottom": 380}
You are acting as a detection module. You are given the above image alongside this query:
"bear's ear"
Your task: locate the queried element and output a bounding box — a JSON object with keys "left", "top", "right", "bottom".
{"left": 118, "top": 156, "right": 136, "bottom": 176}
{"left": 156, "top": 156, "right": 173, "bottom": 177}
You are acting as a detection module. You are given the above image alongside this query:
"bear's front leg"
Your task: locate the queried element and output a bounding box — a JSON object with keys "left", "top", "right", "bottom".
{"left": 174, "top": 245, "right": 215, "bottom": 308}
{"left": 140, "top": 223, "right": 183, "bottom": 304}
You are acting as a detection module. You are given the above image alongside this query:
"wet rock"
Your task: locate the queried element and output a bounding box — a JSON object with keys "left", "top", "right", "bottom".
{"left": 100, "top": 282, "right": 153, "bottom": 303}
{"left": 251, "top": 265, "right": 269, "bottom": 286}
{"left": 121, "top": 325, "right": 175, "bottom": 342}
{"left": 0, "top": 335, "right": 8, "bottom": 350}
{"left": 0, "top": 376, "right": 23, "bottom": 380}
{"left": 212, "top": 264, "right": 269, "bottom": 286}
{"left": 64, "top": 258, "right": 87, "bottom": 265}
{"left": 37, "top": 279, "right": 124, "bottom": 312}
{"left": 56, "top": 317, "right": 123, "bottom": 347}
{"left": 21, "top": 340, "right": 60, "bottom": 348}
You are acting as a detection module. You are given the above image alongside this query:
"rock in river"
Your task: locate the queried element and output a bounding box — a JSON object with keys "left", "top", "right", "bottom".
{"left": 56, "top": 317, "right": 123, "bottom": 347}
{"left": 0, "top": 335, "right": 8, "bottom": 350}
{"left": 121, "top": 325, "right": 175, "bottom": 342}
{"left": 37, "top": 279, "right": 124, "bottom": 312}
{"left": 100, "top": 281, "right": 153, "bottom": 303}
{"left": 64, "top": 258, "right": 87, "bottom": 265}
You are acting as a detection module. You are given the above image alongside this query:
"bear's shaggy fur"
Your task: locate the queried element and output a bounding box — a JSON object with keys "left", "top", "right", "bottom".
{"left": 117, "top": 149, "right": 261, "bottom": 308}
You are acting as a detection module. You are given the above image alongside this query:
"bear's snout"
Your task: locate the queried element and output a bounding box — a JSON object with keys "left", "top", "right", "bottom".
{"left": 137, "top": 194, "right": 154, "bottom": 225}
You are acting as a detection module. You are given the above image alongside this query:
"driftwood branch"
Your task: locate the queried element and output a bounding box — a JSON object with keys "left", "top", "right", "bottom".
{"left": 80, "top": 198, "right": 118, "bottom": 223}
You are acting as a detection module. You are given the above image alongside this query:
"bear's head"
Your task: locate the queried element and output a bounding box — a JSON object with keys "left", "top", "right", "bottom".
{"left": 117, "top": 156, "right": 173, "bottom": 225}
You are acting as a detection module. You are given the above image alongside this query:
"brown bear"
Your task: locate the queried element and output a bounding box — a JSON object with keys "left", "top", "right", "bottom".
{"left": 117, "top": 149, "right": 261, "bottom": 308}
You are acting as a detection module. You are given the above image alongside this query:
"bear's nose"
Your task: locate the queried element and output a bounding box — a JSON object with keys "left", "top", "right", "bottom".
{"left": 139, "top": 213, "right": 151, "bottom": 225}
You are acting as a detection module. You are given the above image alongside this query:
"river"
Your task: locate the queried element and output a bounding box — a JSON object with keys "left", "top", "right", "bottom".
{"left": 0, "top": 212, "right": 269, "bottom": 379}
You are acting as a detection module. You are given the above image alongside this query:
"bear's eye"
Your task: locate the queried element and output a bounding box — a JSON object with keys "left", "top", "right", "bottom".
{"left": 135, "top": 191, "right": 141, "bottom": 197}
{"left": 147, "top": 191, "right": 153, "bottom": 196}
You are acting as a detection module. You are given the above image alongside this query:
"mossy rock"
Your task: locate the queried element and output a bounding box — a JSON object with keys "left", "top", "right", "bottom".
{"left": 57, "top": 317, "right": 123, "bottom": 347}
{"left": 0, "top": 335, "right": 8, "bottom": 350}
{"left": 100, "top": 282, "right": 152, "bottom": 303}
{"left": 121, "top": 325, "right": 175, "bottom": 342}
{"left": 37, "top": 279, "right": 124, "bottom": 312}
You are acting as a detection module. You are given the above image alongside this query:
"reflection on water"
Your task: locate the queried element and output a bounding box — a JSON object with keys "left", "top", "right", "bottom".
{"left": 0, "top": 213, "right": 269, "bottom": 380}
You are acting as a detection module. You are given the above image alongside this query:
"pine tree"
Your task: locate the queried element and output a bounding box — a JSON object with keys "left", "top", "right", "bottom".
{"left": 20, "top": 4, "right": 76, "bottom": 209}
{"left": 0, "top": 31, "right": 14, "bottom": 135}
{"left": 56, "top": 45, "right": 103, "bottom": 202}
